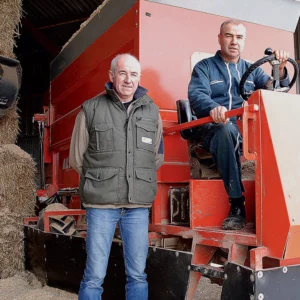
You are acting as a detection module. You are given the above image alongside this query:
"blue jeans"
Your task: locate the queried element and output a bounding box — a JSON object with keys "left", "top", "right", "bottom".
{"left": 78, "top": 207, "right": 149, "bottom": 300}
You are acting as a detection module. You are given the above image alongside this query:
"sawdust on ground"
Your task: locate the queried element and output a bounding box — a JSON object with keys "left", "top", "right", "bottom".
{"left": 0, "top": 272, "right": 77, "bottom": 300}
{"left": 0, "top": 272, "right": 222, "bottom": 300}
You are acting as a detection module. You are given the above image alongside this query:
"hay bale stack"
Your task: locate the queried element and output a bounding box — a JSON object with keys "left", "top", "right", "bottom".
{"left": 0, "top": 0, "right": 22, "bottom": 142}
{"left": 0, "top": 0, "right": 22, "bottom": 58}
{"left": 0, "top": 145, "right": 36, "bottom": 279}
{"left": 0, "top": 102, "right": 19, "bottom": 145}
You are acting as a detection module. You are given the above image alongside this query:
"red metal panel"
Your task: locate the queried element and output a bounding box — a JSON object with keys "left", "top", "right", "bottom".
{"left": 284, "top": 226, "right": 300, "bottom": 259}
{"left": 58, "top": 149, "right": 80, "bottom": 188}
{"left": 51, "top": 107, "right": 80, "bottom": 148}
{"left": 190, "top": 180, "right": 255, "bottom": 229}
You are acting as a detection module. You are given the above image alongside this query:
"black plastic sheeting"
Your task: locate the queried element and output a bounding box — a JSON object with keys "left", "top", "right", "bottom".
{"left": 24, "top": 225, "right": 192, "bottom": 299}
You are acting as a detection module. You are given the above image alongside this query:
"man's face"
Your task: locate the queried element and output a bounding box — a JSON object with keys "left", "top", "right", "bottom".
{"left": 109, "top": 55, "right": 141, "bottom": 102}
{"left": 218, "top": 23, "right": 246, "bottom": 62}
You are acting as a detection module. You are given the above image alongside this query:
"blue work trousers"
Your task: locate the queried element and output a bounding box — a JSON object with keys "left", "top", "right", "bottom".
{"left": 78, "top": 207, "right": 149, "bottom": 300}
{"left": 194, "top": 122, "right": 244, "bottom": 198}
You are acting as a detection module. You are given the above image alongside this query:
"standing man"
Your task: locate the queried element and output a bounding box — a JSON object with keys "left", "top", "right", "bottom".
{"left": 188, "top": 19, "right": 289, "bottom": 230}
{"left": 70, "top": 53, "right": 164, "bottom": 300}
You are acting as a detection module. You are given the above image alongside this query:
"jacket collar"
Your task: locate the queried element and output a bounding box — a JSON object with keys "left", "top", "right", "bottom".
{"left": 105, "top": 82, "right": 148, "bottom": 102}
{"left": 215, "top": 50, "right": 241, "bottom": 65}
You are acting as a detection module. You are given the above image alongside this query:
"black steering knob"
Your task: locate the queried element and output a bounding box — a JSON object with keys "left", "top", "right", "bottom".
{"left": 264, "top": 48, "right": 273, "bottom": 56}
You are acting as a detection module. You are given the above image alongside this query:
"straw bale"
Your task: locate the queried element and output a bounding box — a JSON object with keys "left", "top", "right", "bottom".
{"left": 62, "top": 0, "right": 110, "bottom": 50}
{"left": 0, "top": 144, "right": 36, "bottom": 278}
{"left": 0, "top": 102, "right": 19, "bottom": 145}
{"left": 0, "top": 0, "right": 22, "bottom": 58}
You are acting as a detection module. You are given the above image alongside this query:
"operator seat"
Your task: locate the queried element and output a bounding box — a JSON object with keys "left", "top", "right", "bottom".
{"left": 176, "top": 100, "right": 252, "bottom": 181}
{"left": 176, "top": 99, "right": 220, "bottom": 179}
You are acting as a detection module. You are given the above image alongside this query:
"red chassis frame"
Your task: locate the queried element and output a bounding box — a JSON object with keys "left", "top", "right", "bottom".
{"left": 26, "top": 90, "right": 300, "bottom": 299}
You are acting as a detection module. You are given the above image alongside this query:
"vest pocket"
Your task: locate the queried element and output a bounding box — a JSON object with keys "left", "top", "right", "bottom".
{"left": 94, "top": 123, "right": 114, "bottom": 152}
{"left": 134, "top": 168, "right": 157, "bottom": 203}
{"left": 136, "top": 118, "right": 156, "bottom": 152}
{"left": 83, "top": 167, "right": 119, "bottom": 204}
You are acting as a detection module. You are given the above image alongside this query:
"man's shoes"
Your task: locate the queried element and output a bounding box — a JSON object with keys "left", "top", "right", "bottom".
{"left": 222, "top": 196, "right": 246, "bottom": 230}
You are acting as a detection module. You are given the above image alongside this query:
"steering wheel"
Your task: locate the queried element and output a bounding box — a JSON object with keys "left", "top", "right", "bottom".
{"left": 239, "top": 48, "right": 299, "bottom": 100}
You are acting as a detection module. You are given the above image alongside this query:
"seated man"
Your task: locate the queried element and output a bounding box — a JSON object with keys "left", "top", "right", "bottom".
{"left": 188, "top": 19, "right": 290, "bottom": 230}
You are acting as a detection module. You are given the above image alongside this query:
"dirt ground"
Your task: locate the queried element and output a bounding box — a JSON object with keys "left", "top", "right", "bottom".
{"left": 0, "top": 272, "right": 222, "bottom": 300}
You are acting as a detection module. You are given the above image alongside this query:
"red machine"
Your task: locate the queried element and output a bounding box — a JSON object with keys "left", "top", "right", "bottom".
{"left": 25, "top": 1, "right": 300, "bottom": 299}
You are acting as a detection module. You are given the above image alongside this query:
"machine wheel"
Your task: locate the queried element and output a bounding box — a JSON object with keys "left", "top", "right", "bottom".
{"left": 239, "top": 49, "right": 299, "bottom": 100}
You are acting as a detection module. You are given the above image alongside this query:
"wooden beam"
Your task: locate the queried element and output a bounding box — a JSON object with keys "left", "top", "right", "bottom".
{"left": 38, "top": 17, "right": 88, "bottom": 30}
{"left": 22, "top": 18, "right": 60, "bottom": 57}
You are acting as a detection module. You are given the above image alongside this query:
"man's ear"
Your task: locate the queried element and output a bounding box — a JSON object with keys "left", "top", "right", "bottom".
{"left": 108, "top": 70, "right": 114, "bottom": 82}
{"left": 218, "top": 34, "right": 221, "bottom": 46}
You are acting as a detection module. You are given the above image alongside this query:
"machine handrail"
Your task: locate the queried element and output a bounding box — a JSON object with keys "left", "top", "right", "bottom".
{"left": 164, "top": 104, "right": 259, "bottom": 135}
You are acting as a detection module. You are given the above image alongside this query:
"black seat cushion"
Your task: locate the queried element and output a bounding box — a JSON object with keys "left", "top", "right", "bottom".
{"left": 176, "top": 99, "right": 197, "bottom": 140}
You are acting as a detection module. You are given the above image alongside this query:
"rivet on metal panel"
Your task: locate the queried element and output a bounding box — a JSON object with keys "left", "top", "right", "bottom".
{"left": 250, "top": 274, "right": 255, "bottom": 282}
{"left": 175, "top": 251, "right": 179, "bottom": 257}
{"left": 283, "top": 267, "right": 288, "bottom": 273}
{"left": 135, "top": 23, "right": 138, "bottom": 28}
{"left": 258, "top": 293, "right": 264, "bottom": 300}
{"left": 257, "top": 271, "right": 263, "bottom": 278}
{"left": 237, "top": 266, "right": 240, "bottom": 272}
{"left": 135, "top": 9, "right": 138, "bottom": 14}
{"left": 224, "top": 274, "right": 228, "bottom": 280}
{"left": 153, "top": 247, "right": 156, "bottom": 252}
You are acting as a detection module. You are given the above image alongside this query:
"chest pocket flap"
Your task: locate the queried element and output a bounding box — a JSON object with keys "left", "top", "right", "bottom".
{"left": 136, "top": 118, "right": 157, "bottom": 152}
{"left": 94, "top": 122, "right": 113, "bottom": 152}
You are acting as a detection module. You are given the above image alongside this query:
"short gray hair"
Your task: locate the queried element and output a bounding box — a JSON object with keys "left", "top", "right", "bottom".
{"left": 110, "top": 53, "right": 140, "bottom": 72}
{"left": 220, "top": 19, "right": 246, "bottom": 34}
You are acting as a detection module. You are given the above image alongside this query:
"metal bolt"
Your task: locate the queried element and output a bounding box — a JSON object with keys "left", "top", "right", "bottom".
{"left": 250, "top": 274, "right": 255, "bottom": 282}
{"left": 257, "top": 271, "right": 263, "bottom": 278}
{"left": 258, "top": 293, "right": 264, "bottom": 300}
{"left": 283, "top": 267, "right": 288, "bottom": 273}
{"left": 224, "top": 274, "right": 228, "bottom": 280}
